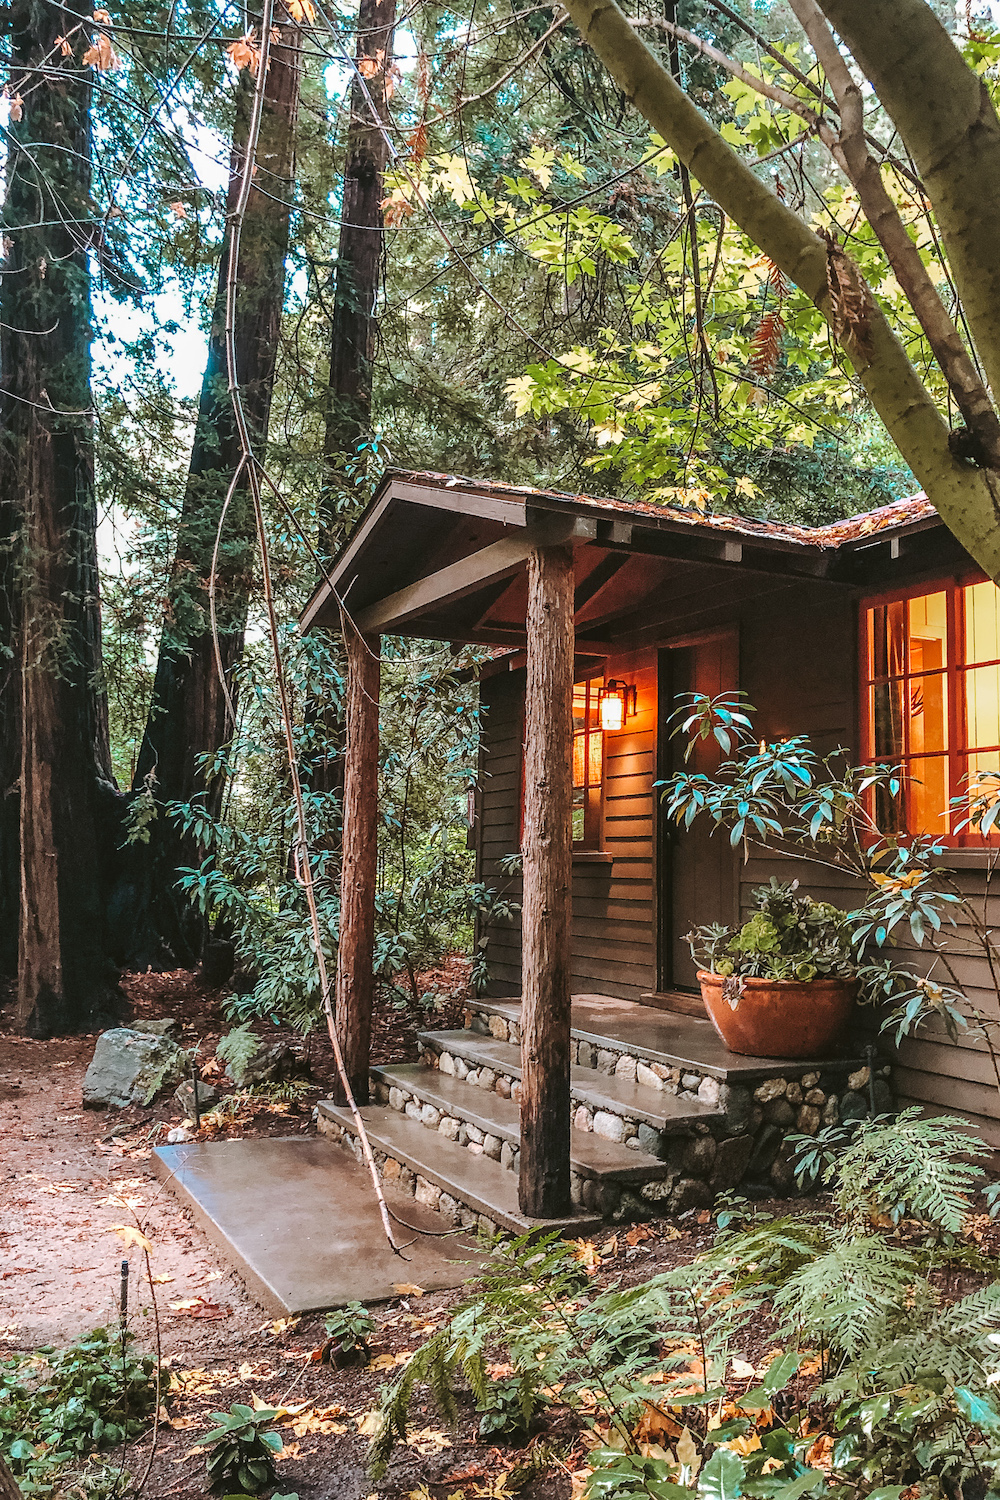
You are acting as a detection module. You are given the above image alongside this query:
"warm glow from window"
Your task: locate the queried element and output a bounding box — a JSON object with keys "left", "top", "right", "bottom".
{"left": 864, "top": 579, "right": 1000, "bottom": 841}
{"left": 572, "top": 679, "right": 604, "bottom": 847}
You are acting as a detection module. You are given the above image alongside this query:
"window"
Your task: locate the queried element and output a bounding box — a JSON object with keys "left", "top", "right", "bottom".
{"left": 863, "top": 578, "right": 1000, "bottom": 840}
{"left": 572, "top": 678, "right": 604, "bottom": 846}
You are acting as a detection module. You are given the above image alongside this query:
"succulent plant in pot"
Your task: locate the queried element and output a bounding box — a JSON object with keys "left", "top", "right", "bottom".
{"left": 687, "top": 879, "right": 858, "bottom": 1058}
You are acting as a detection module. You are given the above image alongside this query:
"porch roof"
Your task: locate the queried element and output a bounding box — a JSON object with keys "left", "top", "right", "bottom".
{"left": 301, "top": 469, "right": 959, "bottom": 650}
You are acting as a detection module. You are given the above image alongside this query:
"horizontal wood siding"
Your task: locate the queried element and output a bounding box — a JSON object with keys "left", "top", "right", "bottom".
{"left": 477, "top": 651, "right": 659, "bottom": 1002}
{"left": 476, "top": 579, "right": 1000, "bottom": 1142}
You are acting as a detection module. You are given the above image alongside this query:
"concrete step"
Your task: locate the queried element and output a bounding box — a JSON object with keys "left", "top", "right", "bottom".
{"left": 372, "top": 1063, "right": 673, "bottom": 1183}
{"left": 417, "top": 1030, "right": 721, "bottom": 1135}
{"left": 317, "top": 1101, "right": 606, "bottom": 1235}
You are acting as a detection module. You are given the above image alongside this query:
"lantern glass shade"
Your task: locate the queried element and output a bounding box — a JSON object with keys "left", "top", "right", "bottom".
{"left": 600, "top": 689, "right": 625, "bottom": 732}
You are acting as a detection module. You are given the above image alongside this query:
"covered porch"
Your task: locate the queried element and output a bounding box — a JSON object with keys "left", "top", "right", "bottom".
{"left": 304, "top": 469, "right": 926, "bottom": 1224}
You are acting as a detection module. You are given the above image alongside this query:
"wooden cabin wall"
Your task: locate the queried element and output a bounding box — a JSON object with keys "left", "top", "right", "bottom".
{"left": 476, "top": 650, "right": 659, "bottom": 1003}
{"left": 737, "top": 581, "right": 1000, "bottom": 1146}
{"left": 475, "top": 578, "right": 1000, "bottom": 1144}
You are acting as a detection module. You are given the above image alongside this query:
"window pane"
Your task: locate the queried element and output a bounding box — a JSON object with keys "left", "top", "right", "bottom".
{"left": 588, "top": 730, "right": 602, "bottom": 786}
{"left": 908, "top": 590, "right": 947, "bottom": 672}
{"left": 869, "top": 600, "right": 907, "bottom": 681}
{"left": 908, "top": 756, "right": 950, "bottom": 836}
{"left": 963, "top": 752, "right": 1000, "bottom": 836}
{"left": 573, "top": 682, "right": 588, "bottom": 735}
{"left": 871, "top": 680, "right": 905, "bottom": 760}
{"left": 965, "top": 581, "right": 1000, "bottom": 665}
{"left": 572, "top": 787, "right": 585, "bottom": 841}
{"left": 964, "top": 663, "right": 1000, "bottom": 751}
{"left": 572, "top": 734, "right": 586, "bottom": 789}
{"left": 908, "top": 672, "right": 947, "bottom": 754}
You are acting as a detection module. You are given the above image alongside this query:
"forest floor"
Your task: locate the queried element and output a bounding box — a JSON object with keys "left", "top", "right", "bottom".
{"left": 0, "top": 961, "right": 725, "bottom": 1500}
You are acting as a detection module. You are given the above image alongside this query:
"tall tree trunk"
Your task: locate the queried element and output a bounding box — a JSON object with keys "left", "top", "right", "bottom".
{"left": 323, "top": 0, "right": 397, "bottom": 518}
{"left": 1, "top": 0, "right": 123, "bottom": 1033}
{"left": 308, "top": 0, "right": 396, "bottom": 811}
{"left": 119, "top": 14, "right": 303, "bottom": 968}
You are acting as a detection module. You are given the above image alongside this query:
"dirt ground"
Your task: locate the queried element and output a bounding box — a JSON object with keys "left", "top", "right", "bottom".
{"left": 0, "top": 961, "right": 724, "bottom": 1500}
{"left": 12, "top": 964, "right": 985, "bottom": 1500}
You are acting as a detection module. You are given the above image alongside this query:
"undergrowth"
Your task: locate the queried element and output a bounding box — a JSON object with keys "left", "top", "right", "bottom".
{"left": 370, "top": 1110, "right": 1000, "bottom": 1500}
{"left": 0, "top": 1326, "right": 161, "bottom": 1497}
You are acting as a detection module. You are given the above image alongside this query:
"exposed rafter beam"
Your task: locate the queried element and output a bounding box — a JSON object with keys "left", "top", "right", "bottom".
{"left": 353, "top": 516, "right": 597, "bottom": 634}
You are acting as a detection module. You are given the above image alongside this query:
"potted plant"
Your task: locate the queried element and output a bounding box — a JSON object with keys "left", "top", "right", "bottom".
{"left": 686, "top": 878, "right": 857, "bottom": 1058}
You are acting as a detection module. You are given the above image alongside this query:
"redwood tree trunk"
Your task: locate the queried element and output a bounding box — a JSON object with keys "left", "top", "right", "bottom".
{"left": 120, "top": 15, "right": 303, "bottom": 968}
{"left": 333, "top": 622, "right": 381, "bottom": 1104}
{"left": 307, "top": 0, "right": 396, "bottom": 815}
{"left": 518, "top": 545, "right": 575, "bottom": 1219}
{"left": 323, "top": 0, "right": 397, "bottom": 510}
{"left": 1, "top": 0, "right": 123, "bottom": 1033}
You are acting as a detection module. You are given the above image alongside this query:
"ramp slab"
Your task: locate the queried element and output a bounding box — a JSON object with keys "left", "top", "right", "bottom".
{"left": 151, "top": 1136, "right": 483, "bottom": 1315}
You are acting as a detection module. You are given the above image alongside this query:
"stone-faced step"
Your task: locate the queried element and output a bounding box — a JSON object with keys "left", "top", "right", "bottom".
{"left": 466, "top": 995, "right": 867, "bottom": 1090}
{"left": 417, "top": 1030, "right": 721, "bottom": 1138}
{"left": 371, "top": 1063, "right": 673, "bottom": 1186}
{"left": 316, "top": 1101, "right": 607, "bottom": 1234}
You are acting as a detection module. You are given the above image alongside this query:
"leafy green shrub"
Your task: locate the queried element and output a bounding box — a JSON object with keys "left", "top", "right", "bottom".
{"left": 687, "top": 878, "right": 855, "bottom": 983}
{"left": 369, "top": 1112, "right": 1000, "bottom": 1500}
{"left": 0, "top": 1326, "right": 160, "bottom": 1496}
{"left": 201, "top": 1403, "right": 284, "bottom": 1495}
{"left": 322, "top": 1302, "right": 375, "bottom": 1367}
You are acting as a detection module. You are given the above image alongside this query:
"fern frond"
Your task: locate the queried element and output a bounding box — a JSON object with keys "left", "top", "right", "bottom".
{"left": 773, "top": 1236, "right": 915, "bottom": 1359}
{"left": 833, "top": 1108, "right": 987, "bottom": 1231}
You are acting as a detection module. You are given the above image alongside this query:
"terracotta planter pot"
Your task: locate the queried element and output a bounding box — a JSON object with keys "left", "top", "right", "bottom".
{"left": 697, "top": 970, "right": 857, "bottom": 1059}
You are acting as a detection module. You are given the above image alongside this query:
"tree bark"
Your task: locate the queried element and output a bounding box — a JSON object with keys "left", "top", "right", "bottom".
{"left": 0, "top": 1451, "right": 22, "bottom": 1499}
{"left": 518, "top": 544, "right": 574, "bottom": 1220}
{"left": 333, "top": 621, "right": 381, "bottom": 1105}
{"left": 322, "top": 0, "right": 397, "bottom": 529}
{"left": 558, "top": 0, "right": 1000, "bottom": 581}
{"left": 816, "top": 0, "right": 1000, "bottom": 430}
{"left": 1, "top": 0, "right": 124, "bottom": 1033}
{"left": 120, "top": 13, "right": 303, "bottom": 967}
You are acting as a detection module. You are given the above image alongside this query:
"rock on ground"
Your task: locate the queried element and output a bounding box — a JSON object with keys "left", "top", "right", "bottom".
{"left": 82, "top": 1028, "right": 186, "bottom": 1108}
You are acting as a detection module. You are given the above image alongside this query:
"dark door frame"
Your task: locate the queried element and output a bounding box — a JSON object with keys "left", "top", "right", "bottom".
{"left": 655, "top": 626, "right": 740, "bottom": 993}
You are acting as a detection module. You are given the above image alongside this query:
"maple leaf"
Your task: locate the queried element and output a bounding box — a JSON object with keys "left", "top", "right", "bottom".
{"left": 381, "top": 189, "right": 413, "bottom": 228}
{"left": 357, "top": 49, "right": 384, "bottom": 79}
{"left": 355, "top": 1410, "right": 382, "bottom": 1437}
{"left": 286, "top": 0, "right": 316, "bottom": 22}
{"left": 570, "top": 1238, "right": 601, "bottom": 1273}
{"left": 169, "top": 202, "right": 186, "bottom": 219}
{"left": 8, "top": 93, "right": 23, "bottom": 122}
{"left": 109, "top": 1224, "right": 153, "bottom": 1253}
{"left": 227, "top": 31, "right": 260, "bottom": 73}
{"left": 634, "top": 1402, "right": 684, "bottom": 1443}
{"left": 54, "top": 34, "right": 72, "bottom": 55}
{"left": 392, "top": 1281, "right": 424, "bottom": 1297}
{"left": 82, "top": 29, "right": 120, "bottom": 70}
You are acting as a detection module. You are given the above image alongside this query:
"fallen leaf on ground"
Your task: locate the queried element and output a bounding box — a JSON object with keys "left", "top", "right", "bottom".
{"left": 355, "top": 1411, "right": 382, "bottom": 1437}
{"left": 635, "top": 1402, "right": 684, "bottom": 1443}
{"left": 392, "top": 1282, "right": 424, "bottom": 1297}
{"left": 571, "top": 1239, "right": 601, "bottom": 1273}
{"left": 109, "top": 1224, "right": 153, "bottom": 1253}
{"left": 406, "top": 1426, "right": 451, "bottom": 1453}
{"left": 730, "top": 1358, "right": 756, "bottom": 1380}
{"left": 152, "top": 1274, "right": 173, "bottom": 1284}
{"left": 626, "top": 1224, "right": 654, "bottom": 1247}
{"left": 370, "top": 1350, "right": 414, "bottom": 1370}
{"left": 169, "top": 1296, "right": 228, "bottom": 1318}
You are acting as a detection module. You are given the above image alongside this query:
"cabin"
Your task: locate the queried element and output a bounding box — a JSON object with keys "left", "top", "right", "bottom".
{"left": 303, "top": 468, "right": 1000, "bottom": 1234}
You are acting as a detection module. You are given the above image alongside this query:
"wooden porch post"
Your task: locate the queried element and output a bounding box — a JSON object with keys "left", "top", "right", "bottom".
{"left": 519, "top": 543, "right": 574, "bottom": 1218}
{"left": 333, "top": 619, "right": 381, "bottom": 1105}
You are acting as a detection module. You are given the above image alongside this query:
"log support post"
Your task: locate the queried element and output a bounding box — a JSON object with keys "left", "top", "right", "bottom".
{"left": 518, "top": 543, "right": 575, "bottom": 1219}
{"left": 333, "top": 620, "right": 380, "bottom": 1105}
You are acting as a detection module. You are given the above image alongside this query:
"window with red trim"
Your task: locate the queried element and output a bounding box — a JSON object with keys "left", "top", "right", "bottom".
{"left": 863, "top": 578, "right": 1000, "bottom": 841}
{"left": 572, "top": 678, "right": 603, "bottom": 847}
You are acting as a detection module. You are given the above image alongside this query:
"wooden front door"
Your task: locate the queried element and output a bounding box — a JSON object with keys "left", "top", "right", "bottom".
{"left": 657, "top": 633, "right": 739, "bottom": 990}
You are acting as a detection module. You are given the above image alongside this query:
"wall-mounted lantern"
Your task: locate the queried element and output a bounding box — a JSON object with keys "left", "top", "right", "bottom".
{"left": 599, "top": 679, "right": 637, "bottom": 732}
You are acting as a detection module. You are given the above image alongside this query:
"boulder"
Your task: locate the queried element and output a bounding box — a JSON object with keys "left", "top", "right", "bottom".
{"left": 131, "top": 1018, "right": 179, "bottom": 1039}
{"left": 83, "top": 1029, "right": 186, "bottom": 1108}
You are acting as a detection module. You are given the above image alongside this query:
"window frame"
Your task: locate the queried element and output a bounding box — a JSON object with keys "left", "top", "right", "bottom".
{"left": 860, "top": 569, "right": 1000, "bottom": 846}
{"left": 571, "top": 673, "right": 606, "bottom": 851}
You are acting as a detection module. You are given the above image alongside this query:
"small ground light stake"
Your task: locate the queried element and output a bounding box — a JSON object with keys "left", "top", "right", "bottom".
{"left": 120, "top": 1259, "right": 129, "bottom": 1325}
{"left": 190, "top": 1060, "right": 201, "bottom": 1129}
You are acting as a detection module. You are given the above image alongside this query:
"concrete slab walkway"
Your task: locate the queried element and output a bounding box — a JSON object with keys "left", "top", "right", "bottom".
{"left": 152, "top": 1136, "right": 484, "bottom": 1315}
